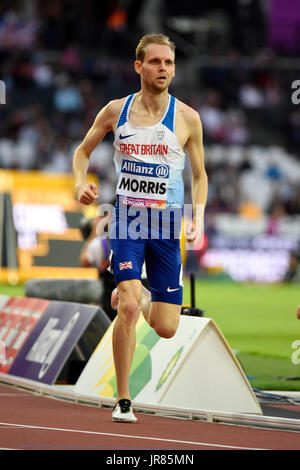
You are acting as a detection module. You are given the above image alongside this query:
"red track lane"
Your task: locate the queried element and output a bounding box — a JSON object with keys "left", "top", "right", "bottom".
{"left": 0, "top": 384, "right": 299, "bottom": 451}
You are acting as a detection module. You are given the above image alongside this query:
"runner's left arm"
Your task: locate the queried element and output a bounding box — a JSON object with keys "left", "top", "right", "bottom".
{"left": 185, "top": 111, "right": 208, "bottom": 244}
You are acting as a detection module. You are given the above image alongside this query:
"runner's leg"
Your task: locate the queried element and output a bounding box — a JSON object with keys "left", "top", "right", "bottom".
{"left": 145, "top": 236, "right": 183, "bottom": 338}
{"left": 112, "top": 278, "right": 142, "bottom": 401}
{"left": 148, "top": 301, "right": 181, "bottom": 338}
{"left": 111, "top": 284, "right": 151, "bottom": 323}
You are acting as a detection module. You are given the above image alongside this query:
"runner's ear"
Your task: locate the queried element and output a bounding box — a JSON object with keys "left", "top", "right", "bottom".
{"left": 134, "top": 60, "right": 142, "bottom": 76}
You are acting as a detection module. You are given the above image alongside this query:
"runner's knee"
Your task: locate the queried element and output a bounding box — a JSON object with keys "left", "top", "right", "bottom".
{"left": 150, "top": 318, "right": 178, "bottom": 338}
{"left": 118, "top": 299, "right": 140, "bottom": 325}
{"left": 155, "top": 325, "right": 177, "bottom": 339}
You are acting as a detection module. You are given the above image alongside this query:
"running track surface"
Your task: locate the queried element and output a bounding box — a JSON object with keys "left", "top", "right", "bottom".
{"left": 0, "top": 384, "right": 299, "bottom": 451}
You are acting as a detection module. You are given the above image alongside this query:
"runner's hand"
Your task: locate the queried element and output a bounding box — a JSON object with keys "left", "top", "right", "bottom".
{"left": 185, "top": 220, "right": 203, "bottom": 246}
{"left": 76, "top": 182, "right": 98, "bottom": 205}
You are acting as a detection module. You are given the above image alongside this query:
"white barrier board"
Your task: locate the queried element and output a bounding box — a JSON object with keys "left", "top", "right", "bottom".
{"left": 0, "top": 295, "right": 9, "bottom": 310}
{"left": 75, "top": 314, "right": 262, "bottom": 414}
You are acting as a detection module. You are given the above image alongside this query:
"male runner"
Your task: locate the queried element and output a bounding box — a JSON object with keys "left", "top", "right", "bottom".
{"left": 73, "top": 33, "right": 208, "bottom": 422}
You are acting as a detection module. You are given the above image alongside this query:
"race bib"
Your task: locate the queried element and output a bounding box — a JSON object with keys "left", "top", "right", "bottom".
{"left": 116, "top": 159, "right": 170, "bottom": 209}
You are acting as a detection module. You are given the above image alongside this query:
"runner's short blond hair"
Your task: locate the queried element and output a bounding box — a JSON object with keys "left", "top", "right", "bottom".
{"left": 136, "top": 33, "right": 176, "bottom": 62}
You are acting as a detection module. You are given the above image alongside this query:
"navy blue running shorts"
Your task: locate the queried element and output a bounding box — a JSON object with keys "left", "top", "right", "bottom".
{"left": 109, "top": 203, "right": 183, "bottom": 305}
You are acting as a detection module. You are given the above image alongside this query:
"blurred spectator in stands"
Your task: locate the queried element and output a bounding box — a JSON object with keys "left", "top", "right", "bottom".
{"left": 54, "top": 75, "right": 83, "bottom": 113}
{"left": 264, "top": 80, "right": 283, "bottom": 109}
{"left": 239, "top": 200, "right": 263, "bottom": 220}
{"left": 13, "top": 51, "right": 34, "bottom": 89}
{"left": 266, "top": 203, "right": 285, "bottom": 235}
{"left": 284, "top": 247, "right": 300, "bottom": 283}
{"left": 0, "top": 10, "right": 39, "bottom": 50}
{"left": 207, "top": 188, "right": 235, "bottom": 214}
{"left": 80, "top": 213, "right": 111, "bottom": 274}
{"left": 17, "top": 105, "right": 44, "bottom": 145}
{"left": 88, "top": 140, "right": 114, "bottom": 179}
{"left": 15, "top": 108, "right": 43, "bottom": 169}
{"left": 264, "top": 159, "right": 284, "bottom": 200}
{"left": 42, "top": 136, "right": 71, "bottom": 173}
{"left": 265, "top": 160, "right": 283, "bottom": 181}
{"left": 77, "top": 79, "right": 99, "bottom": 130}
{"left": 33, "top": 60, "right": 54, "bottom": 89}
{"left": 238, "top": 156, "right": 253, "bottom": 174}
{"left": 34, "top": 118, "right": 54, "bottom": 170}
{"left": 79, "top": 209, "right": 116, "bottom": 321}
{"left": 198, "top": 90, "right": 226, "bottom": 143}
{"left": 285, "top": 190, "right": 300, "bottom": 215}
{"left": 286, "top": 109, "right": 300, "bottom": 152}
{"left": 6, "top": 109, "right": 26, "bottom": 140}
{"left": 224, "top": 109, "right": 250, "bottom": 144}
{"left": 61, "top": 43, "right": 82, "bottom": 76}
{"left": 239, "top": 81, "right": 265, "bottom": 109}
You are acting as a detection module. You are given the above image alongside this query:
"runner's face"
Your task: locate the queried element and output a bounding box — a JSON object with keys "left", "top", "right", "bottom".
{"left": 136, "top": 44, "right": 175, "bottom": 92}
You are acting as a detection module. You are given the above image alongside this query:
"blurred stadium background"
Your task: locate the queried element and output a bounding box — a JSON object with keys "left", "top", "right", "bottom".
{"left": 1, "top": 0, "right": 300, "bottom": 392}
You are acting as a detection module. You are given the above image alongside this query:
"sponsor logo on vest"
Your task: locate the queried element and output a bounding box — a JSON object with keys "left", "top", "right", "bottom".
{"left": 121, "top": 160, "right": 169, "bottom": 178}
{"left": 155, "top": 165, "right": 169, "bottom": 178}
{"left": 119, "top": 133, "right": 137, "bottom": 139}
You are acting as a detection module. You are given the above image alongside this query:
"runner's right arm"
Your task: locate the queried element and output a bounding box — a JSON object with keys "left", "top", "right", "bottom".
{"left": 73, "top": 100, "right": 122, "bottom": 205}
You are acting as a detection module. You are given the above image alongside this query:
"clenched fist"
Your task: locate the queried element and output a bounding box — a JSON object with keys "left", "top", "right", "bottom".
{"left": 76, "top": 182, "right": 98, "bottom": 205}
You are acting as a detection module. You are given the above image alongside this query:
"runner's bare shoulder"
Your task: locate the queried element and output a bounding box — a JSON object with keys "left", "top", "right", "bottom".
{"left": 105, "top": 97, "right": 126, "bottom": 117}
{"left": 176, "top": 99, "right": 201, "bottom": 126}
{"left": 103, "top": 98, "right": 127, "bottom": 131}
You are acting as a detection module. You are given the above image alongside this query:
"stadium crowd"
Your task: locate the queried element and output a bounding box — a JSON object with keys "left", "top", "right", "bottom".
{"left": 1, "top": 6, "right": 300, "bottom": 225}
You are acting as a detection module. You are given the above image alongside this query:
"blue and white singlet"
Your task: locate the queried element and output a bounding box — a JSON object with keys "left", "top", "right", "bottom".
{"left": 113, "top": 93, "right": 185, "bottom": 210}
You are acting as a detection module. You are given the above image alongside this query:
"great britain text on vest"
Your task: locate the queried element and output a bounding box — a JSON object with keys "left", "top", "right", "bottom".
{"left": 119, "top": 143, "right": 168, "bottom": 156}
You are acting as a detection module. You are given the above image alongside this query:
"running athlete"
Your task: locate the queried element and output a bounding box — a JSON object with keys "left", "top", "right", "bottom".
{"left": 73, "top": 33, "right": 208, "bottom": 423}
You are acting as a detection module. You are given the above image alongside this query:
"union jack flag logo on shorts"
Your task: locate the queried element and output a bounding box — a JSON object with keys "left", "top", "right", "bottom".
{"left": 119, "top": 261, "right": 132, "bottom": 270}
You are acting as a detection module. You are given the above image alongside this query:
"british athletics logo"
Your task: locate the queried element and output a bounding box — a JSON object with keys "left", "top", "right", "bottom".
{"left": 119, "top": 261, "right": 133, "bottom": 270}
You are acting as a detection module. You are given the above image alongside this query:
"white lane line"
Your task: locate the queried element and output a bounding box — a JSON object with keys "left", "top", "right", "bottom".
{"left": 0, "top": 422, "right": 267, "bottom": 450}
{"left": 0, "top": 448, "right": 18, "bottom": 450}
{"left": 0, "top": 393, "right": 32, "bottom": 396}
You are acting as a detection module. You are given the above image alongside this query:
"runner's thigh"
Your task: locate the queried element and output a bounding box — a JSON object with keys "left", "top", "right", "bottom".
{"left": 145, "top": 238, "right": 183, "bottom": 305}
